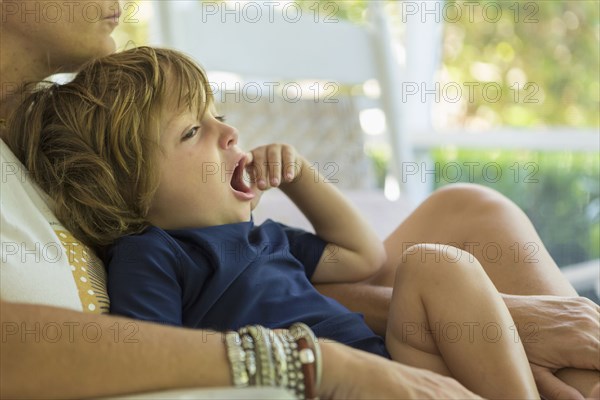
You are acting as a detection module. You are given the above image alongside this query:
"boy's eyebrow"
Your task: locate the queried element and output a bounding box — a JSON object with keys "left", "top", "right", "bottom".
{"left": 161, "top": 110, "right": 190, "bottom": 139}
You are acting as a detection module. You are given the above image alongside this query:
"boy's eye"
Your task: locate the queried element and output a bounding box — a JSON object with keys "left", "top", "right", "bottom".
{"left": 182, "top": 125, "right": 201, "bottom": 141}
{"left": 215, "top": 115, "right": 226, "bottom": 122}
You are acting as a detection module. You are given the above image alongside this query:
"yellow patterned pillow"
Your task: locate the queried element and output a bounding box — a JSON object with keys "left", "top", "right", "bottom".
{"left": 55, "top": 230, "right": 110, "bottom": 314}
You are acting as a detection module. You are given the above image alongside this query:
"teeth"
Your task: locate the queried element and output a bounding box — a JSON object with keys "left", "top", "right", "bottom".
{"left": 243, "top": 167, "right": 250, "bottom": 185}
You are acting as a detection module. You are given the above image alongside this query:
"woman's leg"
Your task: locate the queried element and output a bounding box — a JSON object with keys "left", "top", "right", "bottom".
{"left": 372, "top": 184, "right": 577, "bottom": 296}
{"left": 385, "top": 244, "right": 539, "bottom": 399}
{"left": 373, "top": 184, "right": 598, "bottom": 396}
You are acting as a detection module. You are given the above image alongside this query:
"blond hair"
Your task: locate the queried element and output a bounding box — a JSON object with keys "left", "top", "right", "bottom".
{"left": 7, "top": 47, "right": 213, "bottom": 249}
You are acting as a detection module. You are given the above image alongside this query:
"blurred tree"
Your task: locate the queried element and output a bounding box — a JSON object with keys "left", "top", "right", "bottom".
{"left": 297, "top": 0, "right": 599, "bottom": 127}
{"left": 437, "top": 0, "right": 599, "bottom": 129}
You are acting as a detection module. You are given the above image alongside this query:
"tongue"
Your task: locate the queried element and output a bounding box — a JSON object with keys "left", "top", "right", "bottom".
{"left": 231, "top": 163, "right": 251, "bottom": 193}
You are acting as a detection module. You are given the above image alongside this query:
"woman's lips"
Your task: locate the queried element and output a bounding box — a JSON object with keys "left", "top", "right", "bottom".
{"left": 103, "top": 11, "right": 121, "bottom": 25}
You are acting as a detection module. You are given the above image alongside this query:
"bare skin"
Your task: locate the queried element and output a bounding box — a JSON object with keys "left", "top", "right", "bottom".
{"left": 318, "top": 183, "right": 600, "bottom": 399}
{"left": 386, "top": 244, "right": 538, "bottom": 399}
{"left": 1, "top": 300, "right": 483, "bottom": 399}
{"left": 249, "top": 146, "right": 537, "bottom": 396}
{"left": 1, "top": 1, "right": 597, "bottom": 398}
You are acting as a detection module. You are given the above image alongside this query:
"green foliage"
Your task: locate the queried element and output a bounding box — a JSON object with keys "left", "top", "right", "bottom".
{"left": 298, "top": 1, "right": 599, "bottom": 127}
{"left": 441, "top": 0, "right": 599, "bottom": 128}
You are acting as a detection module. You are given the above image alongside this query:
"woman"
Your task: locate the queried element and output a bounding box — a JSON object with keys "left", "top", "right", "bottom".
{"left": 0, "top": 1, "right": 598, "bottom": 398}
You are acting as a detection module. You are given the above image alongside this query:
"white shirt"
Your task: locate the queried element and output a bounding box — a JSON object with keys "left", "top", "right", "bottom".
{"left": 1, "top": 139, "right": 108, "bottom": 313}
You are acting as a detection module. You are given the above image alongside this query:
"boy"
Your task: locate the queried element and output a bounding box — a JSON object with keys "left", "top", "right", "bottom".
{"left": 7, "top": 46, "right": 538, "bottom": 399}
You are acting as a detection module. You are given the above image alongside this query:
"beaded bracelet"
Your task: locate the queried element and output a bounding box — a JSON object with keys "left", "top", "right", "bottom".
{"left": 224, "top": 331, "right": 249, "bottom": 387}
{"left": 224, "top": 323, "right": 322, "bottom": 399}
{"left": 271, "top": 330, "right": 289, "bottom": 388}
{"left": 240, "top": 330, "right": 257, "bottom": 385}
{"left": 289, "top": 323, "right": 320, "bottom": 399}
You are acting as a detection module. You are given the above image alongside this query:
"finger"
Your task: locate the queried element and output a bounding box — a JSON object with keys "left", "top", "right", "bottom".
{"left": 281, "top": 145, "right": 297, "bottom": 182}
{"left": 249, "top": 148, "right": 268, "bottom": 190}
{"left": 267, "top": 145, "right": 282, "bottom": 187}
{"left": 587, "top": 382, "right": 600, "bottom": 400}
{"left": 243, "top": 152, "right": 256, "bottom": 188}
{"left": 535, "top": 366, "right": 585, "bottom": 400}
{"left": 247, "top": 167, "right": 261, "bottom": 192}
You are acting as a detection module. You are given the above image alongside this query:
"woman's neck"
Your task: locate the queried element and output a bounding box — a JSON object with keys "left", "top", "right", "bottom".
{"left": 0, "top": 32, "right": 56, "bottom": 123}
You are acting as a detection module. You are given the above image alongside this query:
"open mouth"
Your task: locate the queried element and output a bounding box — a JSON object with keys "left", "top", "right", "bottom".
{"left": 230, "top": 156, "right": 255, "bottom": 199}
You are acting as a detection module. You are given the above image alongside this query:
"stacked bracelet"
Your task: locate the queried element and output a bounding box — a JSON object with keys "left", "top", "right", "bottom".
{"left": 224, "top": 323, "right": 322, "bottom": 400}
{"left": 224, "top": 331, "right": 249, "bottom": 387}
{"left": 289, "top": 322, "right": 320, "bottom": 400}
{"left": 240, "top": 330, "right": 257, "bottom": 385}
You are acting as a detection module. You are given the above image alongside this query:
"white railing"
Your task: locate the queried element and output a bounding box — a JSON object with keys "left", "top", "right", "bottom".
{"left": 411, "top": 129, "right": 600, "bottom": 152}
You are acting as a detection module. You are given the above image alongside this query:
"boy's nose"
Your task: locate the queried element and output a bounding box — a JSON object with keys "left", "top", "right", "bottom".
{"left": 220, "top": 125, "right": 239, "bottom": 149}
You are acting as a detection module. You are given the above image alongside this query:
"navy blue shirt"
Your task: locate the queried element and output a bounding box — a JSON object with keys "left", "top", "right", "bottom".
{"left": 106, "top": 219, "right": 388, "bottom": 357}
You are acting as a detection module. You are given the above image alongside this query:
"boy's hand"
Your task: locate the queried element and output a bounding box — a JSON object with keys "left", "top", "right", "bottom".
{"left": 246, "top": 143, "right": 385, "bottom": 283}
{"left": 245, "top": 144, "right": 301, "bottom": 191}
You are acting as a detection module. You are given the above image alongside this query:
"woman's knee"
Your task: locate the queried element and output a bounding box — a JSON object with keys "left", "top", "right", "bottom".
{"left": 396, "top": 243, "right": 487, "bottom": 287}
{"left": 427, "top": 183, "right": 517, "bottom": 217}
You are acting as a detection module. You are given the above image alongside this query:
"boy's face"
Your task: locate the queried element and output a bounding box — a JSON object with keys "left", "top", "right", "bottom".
{"left": 147, "top": 107, "right": 256, "bottom": 230}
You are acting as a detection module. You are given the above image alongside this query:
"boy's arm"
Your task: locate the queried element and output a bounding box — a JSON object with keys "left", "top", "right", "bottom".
{"left": 280, "top": 157, "right": 386, "bottom": 283}
{"left": 248, "top": 147, "right": 386, "bottom": 283}
{"left": 108, "top": 231, "right": 184, "bottom": 325}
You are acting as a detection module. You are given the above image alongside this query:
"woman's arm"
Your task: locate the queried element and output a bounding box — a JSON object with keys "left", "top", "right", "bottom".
{"left": 248, "top": 146, "right": 386, "bottom": 283}
{"left": 0, "top": 300, "right": 231, "bottom": 399}
{"left": 319, "top": 340, "right": 482, "bottom": 399}
{"left": 315, "top": 282, "right": 392, "bottom": 336}
{"left": 2, "top": 300, "right": 481, "bottom": 399}
{"left": 313, "top": 286, "right": 600, "bottom": 399}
